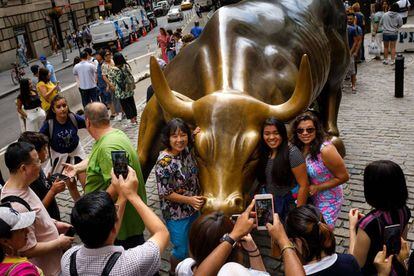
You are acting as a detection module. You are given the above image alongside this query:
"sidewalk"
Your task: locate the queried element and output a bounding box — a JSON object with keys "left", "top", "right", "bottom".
{"left": 0, "top": 48, "right": 80, "bottom": 99}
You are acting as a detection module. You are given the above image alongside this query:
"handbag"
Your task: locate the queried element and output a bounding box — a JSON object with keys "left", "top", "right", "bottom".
{"left": 368, "top": 38, "right": 380, "bottom": 56}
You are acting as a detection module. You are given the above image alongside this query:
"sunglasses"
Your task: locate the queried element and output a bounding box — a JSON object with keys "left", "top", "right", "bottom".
{"left": 296, "top": 128, "right": 315, "bottom": 135}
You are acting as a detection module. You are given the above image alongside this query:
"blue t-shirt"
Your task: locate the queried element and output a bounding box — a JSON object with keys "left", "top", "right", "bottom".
{"left": 355, "top": 12, "right": 364, "bottom": 29}
{"left": 45, "top": 62, "right": 57, "bottom": 84}
{"left": 40, "top": 114, "right": 86, "bottom": 153}
{"left": 347, "top": 25, "right": 362, "bottom": 50}
{"left": 190, "top": 26, "right": 203, "bottom": 38}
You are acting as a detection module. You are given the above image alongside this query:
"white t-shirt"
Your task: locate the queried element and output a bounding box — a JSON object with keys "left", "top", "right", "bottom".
{"left": 73, "top": 60, "right": 97, "bottom": 90}
{"left": 176, "top": 258, "right": 196, "bottom": 276}
{"left": 217, "top": 262, "right": 270, "bottom": 276}
{"left": 398, "top": 0, "right": 411, "bottom": 18}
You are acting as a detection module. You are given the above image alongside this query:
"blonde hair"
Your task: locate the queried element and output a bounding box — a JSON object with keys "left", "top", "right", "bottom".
{"left": 352, "top": 2, "right": 360, "bottom": 12}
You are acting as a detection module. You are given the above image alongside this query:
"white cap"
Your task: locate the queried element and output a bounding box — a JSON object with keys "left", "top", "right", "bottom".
{"left": 0, "top": 206, "right": 35, "bottom": 231}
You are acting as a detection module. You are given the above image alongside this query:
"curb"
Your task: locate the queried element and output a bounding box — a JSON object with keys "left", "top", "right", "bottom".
{"left": 0, "top": 61, "right": 74, "bottom": 100}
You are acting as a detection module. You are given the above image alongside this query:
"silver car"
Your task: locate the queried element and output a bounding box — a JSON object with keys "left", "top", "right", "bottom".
{"left": 167, "top": 7, "right": 183, "bottom": 22}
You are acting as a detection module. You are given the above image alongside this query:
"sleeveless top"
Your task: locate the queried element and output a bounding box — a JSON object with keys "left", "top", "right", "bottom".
{"left": 305, "top": 141, "right": 343, "bottom": 207}
{"left": 36, "top": 81, "right": 57, "bottom": 111}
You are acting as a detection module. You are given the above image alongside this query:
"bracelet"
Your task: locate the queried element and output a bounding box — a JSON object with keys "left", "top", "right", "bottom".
{"left": 249, "top": 252, "right": 261, "bottom": 258}
{"left": 243, "top": 247, "right": 258, "bottom": 253}
{"left": 280, "top": 243, "right": 296, "bottom": 256}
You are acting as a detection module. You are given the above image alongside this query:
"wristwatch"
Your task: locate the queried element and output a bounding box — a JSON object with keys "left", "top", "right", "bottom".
{"left": 220, "top": 233, "right": 237, "bottom": 248}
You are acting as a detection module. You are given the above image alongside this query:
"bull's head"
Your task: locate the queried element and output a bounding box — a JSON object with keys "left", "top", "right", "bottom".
{"left": 150, "top": 55, "right": 312, "bottom": 214}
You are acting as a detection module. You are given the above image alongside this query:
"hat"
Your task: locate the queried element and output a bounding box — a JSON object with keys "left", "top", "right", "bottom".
{"left": 0, "top": 206, "right": 35, "bottom": 231}
{"left": 39, "top": 55, "right": 47, "bottom": 62}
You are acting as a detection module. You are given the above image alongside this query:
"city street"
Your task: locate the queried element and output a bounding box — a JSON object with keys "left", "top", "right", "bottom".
{"left": 0, "top": 7, "right": 204, "bottom": 148}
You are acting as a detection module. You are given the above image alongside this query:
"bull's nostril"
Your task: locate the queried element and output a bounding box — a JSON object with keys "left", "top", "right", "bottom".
{"left": 233, "top": 197, "right": 243, "bottom": 207}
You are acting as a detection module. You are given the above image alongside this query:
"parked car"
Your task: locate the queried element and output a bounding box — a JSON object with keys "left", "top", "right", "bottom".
{"left": 154, "top": 1, "right": 170, "bottom": 17}
{"left": 180, "top": 0, "right": 193, "bottom": 10}
{"left": 146, "top": 11, "right": 158, "bottom": 28}
{"left": 90, "top": 20, "right": 118, "bottom": 50}
{"left": 167, "top": 7, "right": 183, "bottom": 22}
{"left": 194, "top": 0, "right": 212, "bottom": 11}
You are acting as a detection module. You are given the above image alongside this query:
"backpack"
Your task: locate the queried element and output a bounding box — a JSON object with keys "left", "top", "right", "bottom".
{"left": 400, "top": 0, "right": 409, "bottom": 13}
{"left": 120, "top": 65, "right": 136, "bottom": 92}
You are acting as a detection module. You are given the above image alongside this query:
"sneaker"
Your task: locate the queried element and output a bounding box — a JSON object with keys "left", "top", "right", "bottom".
{"left": 383, "top": 60, "right": 389, "bottom": 65}
{"left": 390, "top": 60, "right": 395, "bottom": 65}
{"left": 352, "top": 86, "right": 356, "bottom": 93}
{"left": 116, "top": 114, "right": 123, "bottom": 121}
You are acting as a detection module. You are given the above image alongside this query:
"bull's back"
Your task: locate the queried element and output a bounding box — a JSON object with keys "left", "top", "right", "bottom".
{"left": 165, "top": 0, "right": 348, "bottom": 103}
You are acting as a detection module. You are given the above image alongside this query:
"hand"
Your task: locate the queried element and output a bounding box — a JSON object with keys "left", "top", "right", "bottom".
{"left": 65, "top": 177, "right": 77, "bottom": 191}
{"left": 55, "top": 221, "right": 72, "bottom": 235}
{"left": 113, "top": 166, "right": 139, "bottom": 198}
{"left": 348, "top": 208, "right": 362, "bottom": 231}
{"left": 188, "top": 196, "right": 205, "bottom": 210}
{"left": 266, "top": 213, "right": 289, "bottom": 246}
{"left": 374, "top": 245, "right": 393, "bottom": 276}
{"left": 397, "top": 238, "right": 410, "bottom": 264}
{"left": 230, "top": 200, "right": 256, "bottom": 241}
{"left": 50, "top": 179, "right": 66, "bottom": 195}
{"left": 63, "top": 163, "right": 78, "bottom": 178}
{"left": 308, "top": 185, "right": 319, "bottom": 196}
{"left": 57, "top": 234, "right": 74, "bottom": 251}
{"left": 192, "top": 127, "right": 201, "bottom": 136}
{"left": 240, "top": 233, "right": 258, "bottom": 252}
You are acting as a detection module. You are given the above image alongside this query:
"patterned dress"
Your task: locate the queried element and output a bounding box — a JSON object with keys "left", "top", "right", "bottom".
{"left": 306, "top": 141, "right": 343, "bottom": 228}
{"left": 155, "top": 148, "right": 200, "bottom": 220}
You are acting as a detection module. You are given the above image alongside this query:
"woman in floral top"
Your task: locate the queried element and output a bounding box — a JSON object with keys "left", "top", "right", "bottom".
{"left": 108, "top": 52, "right": 137, "bottom": 124}
{"left": 155, "top": 118, "right": 204, "bottom": 275}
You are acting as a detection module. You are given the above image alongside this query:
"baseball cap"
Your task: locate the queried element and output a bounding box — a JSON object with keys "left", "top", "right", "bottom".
{"left": 39, "top": 55, "right": 47, "bottom": 61}
{"left": 0, "top": 206, "right": 35, "bottom": 232}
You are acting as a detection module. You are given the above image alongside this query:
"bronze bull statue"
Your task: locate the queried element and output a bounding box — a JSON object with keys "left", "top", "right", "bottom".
{"left": 138, "top": 0, "right": 350, "bottom": 214}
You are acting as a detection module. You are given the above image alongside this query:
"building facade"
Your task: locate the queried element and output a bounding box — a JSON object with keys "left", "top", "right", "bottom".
{"left": 0, "top": 0, "right": 100, "bottom": 71}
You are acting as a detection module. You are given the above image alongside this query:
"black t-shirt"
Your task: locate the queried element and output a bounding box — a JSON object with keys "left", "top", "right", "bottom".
{"left": 306, "top": 254, "right": 362, "bottom": 276}
{"left": 17, "top": 92, "right": 42, "bottom": 110}
{"left": 30, "top": 170, "right": 61, "bottom": 221}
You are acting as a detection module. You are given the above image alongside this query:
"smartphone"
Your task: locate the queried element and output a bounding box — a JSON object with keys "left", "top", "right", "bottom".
{"left": 49, "top": 173, "right": 69, "bottom": 184}
{"left": 111, "top": 151, "right": 129, "bottom": 179}
{"left": 65, "top": 227, "right": 76, "bottom": 237}
{"left": 384, "top": 224, "right": 401, "bottom": 256}
{"left": 254, "top": 194, "right": 274, "bottom": 230}
{"left": 230, "top": 214, "right": 241, "bottom": 224}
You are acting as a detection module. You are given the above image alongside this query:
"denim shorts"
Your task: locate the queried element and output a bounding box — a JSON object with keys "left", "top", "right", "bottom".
{"left": 383, "top": 33, "right": 398, "bottom": 42}
{"left": 166, "top": 212, "right": 199, "bottom": 259}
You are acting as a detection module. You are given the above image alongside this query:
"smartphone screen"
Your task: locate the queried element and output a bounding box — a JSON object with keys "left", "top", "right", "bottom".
{"left": 255, "top": 197, "right": 274, "bottom": 228}
{"left": 111, "top": 151, "right": 128, "bottom": 179}
{"left": 384, "top": 224, "right": 401, "bottom": 256}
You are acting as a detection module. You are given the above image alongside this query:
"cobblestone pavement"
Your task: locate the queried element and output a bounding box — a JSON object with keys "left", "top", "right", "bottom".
{"left": 55, "top": 51, "right": 414, "bottom": 275}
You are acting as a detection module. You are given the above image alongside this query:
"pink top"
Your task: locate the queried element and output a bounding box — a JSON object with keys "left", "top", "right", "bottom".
{"left": 0, "top": 256, "right": 43, "bottom": 275}
{"left": 1, "top": 185, "right": 62, "bottom": 276}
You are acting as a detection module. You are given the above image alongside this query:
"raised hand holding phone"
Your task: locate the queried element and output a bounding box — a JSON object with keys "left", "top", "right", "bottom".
{"left": 254, "top": 194, "right": 274, "bottom": 230}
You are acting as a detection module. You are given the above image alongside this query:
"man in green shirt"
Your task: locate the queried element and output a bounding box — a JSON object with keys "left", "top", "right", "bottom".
{"left": 64, "top": 102, "right": 147, "bottom": 248}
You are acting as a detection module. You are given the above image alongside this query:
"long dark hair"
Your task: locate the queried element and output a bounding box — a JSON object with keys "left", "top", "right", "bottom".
{"left": 113, "top": 52, "right": 131, "bottom": 70}
{"left": 257, "top": 117, "right": 292, "bottom": 187}
{"left": 189, "top": 212, "right": 239, "bottom": 266}
{"left": 19, "top": 78, "right": 32, "bottom": 106}
{"left": 286, "top": 205, "right": 336, "bottom": 264}
{"left": 38, "top": 68, "right": 50, "bottom": 83}
{"left": 46, "top": 94, "right": 72, "bottom": 120}
{"left": 291, "top": 112, "right": 326, "bottom": 160}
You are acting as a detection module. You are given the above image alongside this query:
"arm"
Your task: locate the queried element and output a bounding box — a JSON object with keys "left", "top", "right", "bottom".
{"left": 267, "top": 213, "right": 305, "bottom": 276}
{"left": 240, "top": 234, "right": 266, "bottom": 272}
{"left": 194, "top": 201, "right": 256, "bottom": 276}
{"left": 115, "top": 167, "right": 169, "bottom": 253}
{"left": 63, "top": 158, "right": 89, "bottom": 177}
{"left": 349, "top": 228, "right": 371, "bottom": 267}
{"left": 37, "top": 84, "right": 58, "bottom": 101}
{"left": 164, "top": 192, "right": 204, "bottom": 210}
{"left": 42, "top": 179, "right": 66, "bottom": 208}
{"left": 16, "top": 98, "right": 27, "bottom": 118}
{"left": 22, "top": 235, "right": 73, "bottom": 258}
{"left": 312, "top": 144, "right": 349, "bottom": 193}
{"left": 291, "top": 163, "right": 308, "bottom": 206}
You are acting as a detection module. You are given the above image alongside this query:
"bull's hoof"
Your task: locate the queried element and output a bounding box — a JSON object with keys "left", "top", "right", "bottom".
{"left": 202, "top": 193, "right": 244, "bottom": 215}
{"left": 330, "top": 136, "right": 346, "bottom": 158}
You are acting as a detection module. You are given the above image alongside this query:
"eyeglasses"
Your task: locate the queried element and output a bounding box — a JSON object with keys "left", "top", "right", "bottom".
{"left": 296, "top": 128, "right": 315, "bottom": 135}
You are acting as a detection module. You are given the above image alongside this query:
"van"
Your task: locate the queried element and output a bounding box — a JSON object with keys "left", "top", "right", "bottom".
{"left": 113, "top": 17, "right": 132, "bottom": 46}
{"left": 90, "top": 20, "right": 118, "bottom": 50}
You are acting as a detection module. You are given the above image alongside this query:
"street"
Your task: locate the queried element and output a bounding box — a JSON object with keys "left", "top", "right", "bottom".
{"left": 0, "top": 7, "right": 201, "bottom": 148}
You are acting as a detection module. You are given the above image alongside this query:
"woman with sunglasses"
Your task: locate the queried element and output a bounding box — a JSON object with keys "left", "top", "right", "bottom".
{"left": 256, "top": 118, "right": 309, "bottom": 222}
{"left": 291, "top": 113, "right": 349, "bottom": 229}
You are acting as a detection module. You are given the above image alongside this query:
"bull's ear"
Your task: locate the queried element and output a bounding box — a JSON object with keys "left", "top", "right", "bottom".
{"left": 150, "top": 56, "right": 195, "bottom": 122}
{"left": 266, "top": 54, "right": 313, "bottom": 121}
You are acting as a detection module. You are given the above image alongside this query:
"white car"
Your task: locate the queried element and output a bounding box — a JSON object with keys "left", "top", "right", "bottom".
{"left": 167, "top": 7, "right": 183, "bottom": 22}
{"left": 90, "top": 21, "right": 118, "bottom": 50}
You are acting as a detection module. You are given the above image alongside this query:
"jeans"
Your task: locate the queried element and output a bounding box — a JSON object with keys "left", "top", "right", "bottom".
{"left": 98, "top": 86, "right": 111, "bottom": 106}
{"left": 79, "top": 87, "right": 99, "bottom": 107}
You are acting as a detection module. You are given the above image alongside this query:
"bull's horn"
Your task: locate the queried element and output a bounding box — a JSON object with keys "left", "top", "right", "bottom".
{"left": 267, "top": 54, "right": 313, "bottom": 121}
{"left": 150, "top": 56, "right": 194, "bottom": 121}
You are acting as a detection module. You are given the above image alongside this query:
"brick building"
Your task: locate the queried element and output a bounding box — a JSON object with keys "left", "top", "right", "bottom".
{"left": 0, "top": 0, "right": 101, "bottom": 71}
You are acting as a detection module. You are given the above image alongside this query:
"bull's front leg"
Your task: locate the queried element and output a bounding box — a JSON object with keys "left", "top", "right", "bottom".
{"left": 138, "top": 97, "right": 165, "bottom": 181}
{"left": 317, "top": 82, "right": 346, "bottom": 157}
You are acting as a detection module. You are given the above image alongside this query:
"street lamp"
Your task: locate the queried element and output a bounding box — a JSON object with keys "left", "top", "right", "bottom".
{"left": 51, "top": 0, "right": 69, "bottom": 62}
